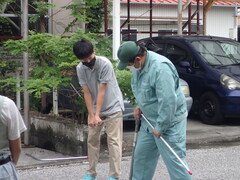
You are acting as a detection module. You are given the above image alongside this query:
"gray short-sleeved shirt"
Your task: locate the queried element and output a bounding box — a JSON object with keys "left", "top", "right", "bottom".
{"left": 76, "top": 56, "right": 124, "bottom": 116}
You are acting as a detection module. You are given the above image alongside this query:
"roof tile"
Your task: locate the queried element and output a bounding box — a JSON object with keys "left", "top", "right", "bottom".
{"left": 121, "top": 0, "right": 235, "bottom": 6}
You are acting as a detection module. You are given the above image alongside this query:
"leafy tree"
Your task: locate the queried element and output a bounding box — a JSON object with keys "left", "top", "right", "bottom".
{"left": 65, "top": 0, "right": 105, "bottom": 33}
{"left": 0, "top": 0, "right": 14, "bottom": 7}
{"left": 0, "top": 0, "right": 21, "bottom": 37}
{"left": 115, "top": 69, "right": 135, "bottom": 105}
{"left": 1, "top": 0, "right": 135, "bottom": 120}
{"left": 3, "top": 30, "right": 134, "bottom": 121}
{"left": 3, "top": 29, "right": 135, "bottom": 117}
{"left": 29, "top": 0, "right": 55, "bottom": 33}
{"left": 4, "top": 30, "right": 85, "bottom": 97}
{"left": 0, "top": 54, "right": 20, "bottom": 97}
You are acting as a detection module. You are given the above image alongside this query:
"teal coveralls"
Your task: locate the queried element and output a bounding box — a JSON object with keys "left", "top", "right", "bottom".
{"left": 131, "top": 51, "right": 192, "bottom": 180}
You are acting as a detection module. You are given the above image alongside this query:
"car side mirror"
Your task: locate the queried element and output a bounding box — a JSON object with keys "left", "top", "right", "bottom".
{"left": 179, "top": 61, "right": 190, "bottom": 67}
{"left": 178, "top": 61, "right": 193, "bottom": 73}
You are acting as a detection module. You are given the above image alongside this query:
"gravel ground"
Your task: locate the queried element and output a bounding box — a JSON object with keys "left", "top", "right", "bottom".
{"left": 18, "top": 145, "right": 240, "bottom": 180}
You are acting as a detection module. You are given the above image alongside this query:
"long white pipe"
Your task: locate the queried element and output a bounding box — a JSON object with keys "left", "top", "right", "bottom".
{"left": 25, "top": 153, "right": 88, "bottom": 161}
{"left": 141, "top": 114, "right": 192, "bottom": 175}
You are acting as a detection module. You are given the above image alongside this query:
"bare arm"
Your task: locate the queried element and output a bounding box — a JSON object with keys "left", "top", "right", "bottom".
{"left": 95, "top": 83, "right": 107, "bottom": 117}
{"left": 9, "top": 138, "right": 21, "bottom": 165}
{"left": 82, "top": 86, "right": 96, "bottom": 127}
{"left": 94, "top": 83, "right": 107, "bottom": 125}
{"left": 82, "top": 86, "right": 94, "bottom": 117}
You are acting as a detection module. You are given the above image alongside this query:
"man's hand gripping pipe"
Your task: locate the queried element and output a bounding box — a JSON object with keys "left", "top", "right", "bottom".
{"left": 141, "top": 114, "right": 193, "bottom": 175}
{"left": 70, "top": 83, "right": 134, "bottom": 124}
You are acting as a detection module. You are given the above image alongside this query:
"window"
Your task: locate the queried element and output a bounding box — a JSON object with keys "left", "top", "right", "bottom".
{"left": 191, "top": 24, "right": 203, "bottom": 35}
{"left": 165, "top": 44, "right": 187, "bottom": 65}
{"left": 191, "top": 40, "right": 240, "bottom": 66}
{"left": 146, "top": 42, "right": 164, "bottom": 55}
{"left": 158, "top": 30, "right": 173, "bottom": 36}
{"left": 158, "top": 30, "right": 187, "bottom": 36}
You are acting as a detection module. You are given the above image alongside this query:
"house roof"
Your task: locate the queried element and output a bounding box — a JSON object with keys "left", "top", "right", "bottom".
{"left": 121, "top": 0, "right": 236, "bottom": 6}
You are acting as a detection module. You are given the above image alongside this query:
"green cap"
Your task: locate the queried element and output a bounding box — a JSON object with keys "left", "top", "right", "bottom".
{"left": 117, "top": 41, "right": 140, "bottom": 70}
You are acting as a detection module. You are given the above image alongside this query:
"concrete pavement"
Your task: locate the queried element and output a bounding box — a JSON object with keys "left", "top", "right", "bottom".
{"left": 17, "top": 118, "right": 240, "bottom": 170}
{"left": 186, "top": 118, "right": 240, "bottom": 148}
{"left": 18, "top": 145, "right": 240, "bottom": 180}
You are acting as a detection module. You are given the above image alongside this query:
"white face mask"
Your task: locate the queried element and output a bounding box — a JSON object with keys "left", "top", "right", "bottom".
{"left": 126, "top": 65, "right": 141, "bottom": 71}
{"left": 126, "top": 61, "right": 142, "bottom": 71}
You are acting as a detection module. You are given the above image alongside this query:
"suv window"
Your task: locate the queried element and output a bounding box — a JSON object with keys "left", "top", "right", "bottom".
{"left": 191, "top": 40, "right": 240, "bottom": 66}
{"left": 144, "top": 42, "right": 164, "bottom": 55}
{"left": 165, "top": 44, "right": 187, "bottom": 65}
{"left": 221, "top": 42, "right": 240, "bottom": 61}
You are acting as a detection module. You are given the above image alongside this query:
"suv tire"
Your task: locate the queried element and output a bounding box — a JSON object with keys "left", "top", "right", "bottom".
{"left": 199, "top": 92, "right": 224, "bottom": 125}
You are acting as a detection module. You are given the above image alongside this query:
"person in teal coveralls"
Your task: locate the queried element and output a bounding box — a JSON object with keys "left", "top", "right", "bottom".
{"left": 117, "top": 41, "right": 192, "bottom": 180}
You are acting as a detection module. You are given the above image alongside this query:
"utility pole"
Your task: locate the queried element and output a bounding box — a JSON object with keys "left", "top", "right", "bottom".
{"left": 178, "top": 0, "right": 183, "bottom": 35}
{"left": 112, "top": 0, "right": 120, "bottom": 60}
{"left": 22, "top": 0, "right": 30, "bottom": 145}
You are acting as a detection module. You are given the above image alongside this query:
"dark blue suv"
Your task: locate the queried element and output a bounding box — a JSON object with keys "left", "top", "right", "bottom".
{"left": 138, "top": 35, "right": 240, "bottom": 125}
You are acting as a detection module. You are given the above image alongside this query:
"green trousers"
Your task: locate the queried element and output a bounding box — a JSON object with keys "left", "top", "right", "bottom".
{"left": 132, "top": 119, "right": 192, "bottom": 180}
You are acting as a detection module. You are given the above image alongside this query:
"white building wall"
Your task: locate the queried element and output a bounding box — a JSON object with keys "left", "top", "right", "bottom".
{"left": 50, "top": 1, "right": 235, "bottom": 39}
{"left": 206, "top": 6, "right": 235, "bottom": 38}
{"left": 51, "top": 0, "right": 80, "bottom": 35}
{"left": 119, "top": 3, "right": 201, "bottom": 40}
{"left": 117, "top": 3, "right": 235, "bottom": 40}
